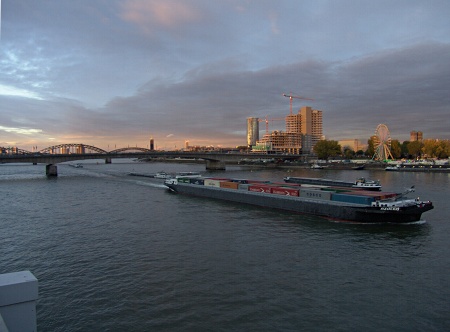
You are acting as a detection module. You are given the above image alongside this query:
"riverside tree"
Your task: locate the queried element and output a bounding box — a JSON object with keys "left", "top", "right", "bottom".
{"left": 422, "top": 139, "right": 450, "bottom": 158}
{"left": 313, "top": 140, "right": 342, "bottom": 160}
{"left": 390, "top": 139, "right": 402, "bottom": 159}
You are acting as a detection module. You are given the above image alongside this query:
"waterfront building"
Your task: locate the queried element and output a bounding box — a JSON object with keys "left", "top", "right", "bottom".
{"left": 300, "top": 106, "right": 323, "bottom": 151}
{"left": 247, "top": 117, "right": 260, "bottom": 148}
{"left": 253, "top": 131, "right": 303, "bottom": 154}
{"left": 252, "top": 106, "right": 323, "bottom": 154}
{"left": 338, "top": 139, "right": 366, "bottom": 152}
{"left": 410, "top": 131, "right": 423, "bottom": 142}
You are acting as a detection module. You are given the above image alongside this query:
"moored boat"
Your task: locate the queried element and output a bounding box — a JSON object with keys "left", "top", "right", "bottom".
{"left": 154, "top": 171, "right": 171, "bottom": 179}
{"left": 386, "top": 162, "right": 450, "bottom": 172}
{"left": 284, "top": 176, "right": 382, "bottom": 191}
{"left": 69, "top": 163, "right": 83, "bottom": 168}
{"left": 175, "top": 172, "right": 202, "bottom": 178}
{"left": 310, "top": 163, "right": 324, "bottom": 169}
{"left": 164, "top": 177, "right": 433, "bottom": 223}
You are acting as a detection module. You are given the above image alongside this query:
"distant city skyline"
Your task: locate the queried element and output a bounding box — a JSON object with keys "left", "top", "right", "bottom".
{"left": 1, "top": 1, "right": 450, "bottom": 151}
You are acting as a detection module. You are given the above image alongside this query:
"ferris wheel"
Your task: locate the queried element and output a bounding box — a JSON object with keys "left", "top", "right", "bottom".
{"left": 373, "top": 124, "right": 394, "bottom": 161}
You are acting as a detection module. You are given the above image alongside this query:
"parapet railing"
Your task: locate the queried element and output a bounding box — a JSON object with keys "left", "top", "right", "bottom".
{"left": 0, "top": 271, "right": 38, "bottom": 332}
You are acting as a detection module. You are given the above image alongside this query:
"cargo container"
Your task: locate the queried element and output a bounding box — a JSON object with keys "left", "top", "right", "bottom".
{"left": 230, "top": 179, "right": 248, "bottom": 184}
{"left": 238, "top": 184, "right": 250, "bottom": 190}
{"left": 300, "top": 189, "right": 332, "bottom": 200}
{"left": 331, "top": 193, "right": 375, "bottom": 205}
{"left": 220, "top": 181, "right": 239, "bottom": 189}
{"left": 342, "top": 190, "right": 398, "bottom": 201}
{"left": 177, "top": 177, "right": 191, "bottom": 183}
{"left": 321, "top": 187, "right": 350, "bottom": 193}
{"left": 248, "top": 185, "right": 273, "bottom": 193}
{"left": 204, "top": 179, "right": 222, "bottom": 187}
{"left": 271, "top": 187, "right": 299, "bottom": 196}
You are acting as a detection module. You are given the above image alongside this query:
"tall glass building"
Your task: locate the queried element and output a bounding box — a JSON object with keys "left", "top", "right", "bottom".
{"left": 247, "top": 117, "right": 259, "bottom": 148}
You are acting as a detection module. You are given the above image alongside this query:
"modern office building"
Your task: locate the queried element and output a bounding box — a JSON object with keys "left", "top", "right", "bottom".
{"left": 247, "top": 117, "right": 260, "bottom": 148}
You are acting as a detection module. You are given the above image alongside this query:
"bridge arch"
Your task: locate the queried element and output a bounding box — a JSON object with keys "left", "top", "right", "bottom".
{"left": 39, "top": 144, "right": 107, "bottom": 154}
{"left": 0, "top": 146, "right": 32, "bottom": 155}
{"left": 109, "top": 147, "right": 151, "bottom": 153}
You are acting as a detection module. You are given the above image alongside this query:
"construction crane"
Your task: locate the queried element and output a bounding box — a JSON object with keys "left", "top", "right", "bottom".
{"left": 282, "top": 93, "right": 314, "bottom": 115}
{"left": 259, "top": 116, "right": 285, "bottom": 135}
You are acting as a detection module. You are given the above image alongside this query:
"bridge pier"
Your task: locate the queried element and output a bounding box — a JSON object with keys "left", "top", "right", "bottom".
{"left": 205, "top": 160, "right": 226, "bottom": 170}
{"left": 46, "top": 164, "right": 58, "bottom": 177}
{"left": 105, "top": 157, "right": 112, "bottom": 164}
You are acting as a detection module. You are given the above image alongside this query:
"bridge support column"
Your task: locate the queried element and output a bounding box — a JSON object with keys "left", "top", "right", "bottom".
{"left": 46, "top": 164, "right": 58, "bottom": 177}
{"left": 206, "top": 160, "right": 226, "bottom": 170}
{"left": 105, "top": 157, "right": 112, "bottom": 164}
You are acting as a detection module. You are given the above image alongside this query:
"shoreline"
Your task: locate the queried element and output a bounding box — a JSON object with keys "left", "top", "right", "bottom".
{"left": 138, "top": 157, "right": 450, "bottom": 172}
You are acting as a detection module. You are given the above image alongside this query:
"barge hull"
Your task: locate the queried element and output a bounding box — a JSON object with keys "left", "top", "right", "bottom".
{"left": 166, "top": 183, "right": 431, "bottom": 223}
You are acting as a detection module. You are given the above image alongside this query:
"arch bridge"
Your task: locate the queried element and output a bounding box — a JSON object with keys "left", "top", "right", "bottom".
{"left": 1, "top": 143, "right": 304, "bottom": 176}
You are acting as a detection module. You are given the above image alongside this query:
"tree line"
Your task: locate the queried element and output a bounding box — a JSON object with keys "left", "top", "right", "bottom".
{"left": 313, "top": 138, "right": 450, "bottom": 160}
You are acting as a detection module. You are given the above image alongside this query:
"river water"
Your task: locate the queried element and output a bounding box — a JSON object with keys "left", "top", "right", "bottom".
{"left": 1, "top": 160, "right": 449, "bottom": 331}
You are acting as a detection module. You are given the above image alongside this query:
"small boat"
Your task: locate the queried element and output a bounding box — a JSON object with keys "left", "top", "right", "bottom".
{"left": 154, "top": 172, "right": 171, "bottom": 179}
{"left": 352, "top": 164, "right": 365, "bottom": 170}
{"left": 353, "top": 178, "right": 381, "bottom": 190}
{"left": 69, "top": 163, "right": 83, "bottom": 168}
{"left": 385, "top": 165, "right": 400, "bottom": 171}
{"left": 310, "top": 163, "right": 324, "bottom": 169}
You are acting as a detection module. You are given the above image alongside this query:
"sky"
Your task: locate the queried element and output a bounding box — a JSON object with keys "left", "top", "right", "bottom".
{"left": 1, "top": 0, "right": 450, "bottom": 151}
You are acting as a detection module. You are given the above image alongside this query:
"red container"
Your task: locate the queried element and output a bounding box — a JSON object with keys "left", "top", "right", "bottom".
{"left": 271, "top": 187, "right": 299, "bottom": 196}
{"left": 248, "top": 185, "right": 273, "bottom": 193}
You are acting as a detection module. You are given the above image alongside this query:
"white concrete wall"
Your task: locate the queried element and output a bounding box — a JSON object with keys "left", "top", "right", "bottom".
{"left": 0, "top": 271, "right": 38, "bottom": 332}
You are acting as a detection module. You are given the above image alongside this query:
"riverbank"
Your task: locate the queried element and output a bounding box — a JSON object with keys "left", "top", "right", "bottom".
{"left": 138, "top": 157, "right": 386, "bottom": 170}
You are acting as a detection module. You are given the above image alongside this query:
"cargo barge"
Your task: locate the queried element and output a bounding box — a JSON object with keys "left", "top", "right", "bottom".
{"left": 164, "top": 177, "right": 433, "bottom": 223}
{"left": 284, "top": 176, "right": 382, "bottom": 191}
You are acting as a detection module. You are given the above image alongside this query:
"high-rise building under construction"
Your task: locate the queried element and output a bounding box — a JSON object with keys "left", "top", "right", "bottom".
{"left": 253, "top": 106, "right": 323, "bottom": 154}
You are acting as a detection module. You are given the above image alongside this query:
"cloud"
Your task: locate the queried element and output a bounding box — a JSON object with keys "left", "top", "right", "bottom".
{"left": 0, "top": 84, "right": 43, "bottom": 100}
{"left": 121, "top": 0, "right": 202, "bottom": 32}
{"left": 0, "top": 125, "right": 42, "bottom": 135}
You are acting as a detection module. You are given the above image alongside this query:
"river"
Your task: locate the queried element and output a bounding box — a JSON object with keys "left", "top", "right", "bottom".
{"left": 1, "top": 160, "right": 449, "bottom": 331}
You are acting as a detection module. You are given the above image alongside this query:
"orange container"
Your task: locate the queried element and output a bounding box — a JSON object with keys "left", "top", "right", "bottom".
{"left": 220, "top": 181, "right": 239, "bottom": 189}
